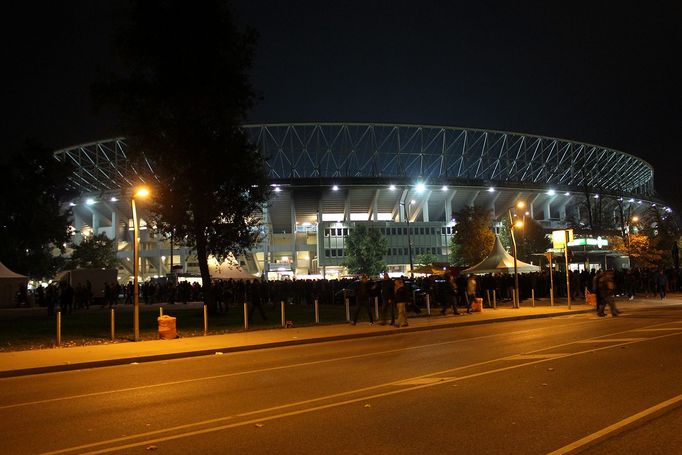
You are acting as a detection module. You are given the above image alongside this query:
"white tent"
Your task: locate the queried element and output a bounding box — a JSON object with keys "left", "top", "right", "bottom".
{"left": 0, "top": 262, "right": 29, "bottom": 308}
{"left": 209, "top": 262, "right": 258, "bottom": 280}
{"left": 463, "top": 235, "right": 540, "bottom": 275}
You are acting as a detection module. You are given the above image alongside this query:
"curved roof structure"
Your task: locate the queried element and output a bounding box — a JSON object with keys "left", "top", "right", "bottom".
{"left": 54, "top": 123, "right": 654, "bottom": 198}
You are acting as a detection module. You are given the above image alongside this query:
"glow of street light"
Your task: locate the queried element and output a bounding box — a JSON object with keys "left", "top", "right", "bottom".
{"left": 410, "top": 199, "right": 416, "bottom": 205}
{"left": 515, "top": 220, "right": 524, "bottom": 228}
{"left": 134, "top": 187, "right": 150, "bottom": 199}
{"left": 516, "top": 201, "right": 526, "bottom": 209}
{"left": 110, "top": 197, "right": 118, "bottom": 202}
{"left": 631, "top": 216, "right": 639, "bottom": 223}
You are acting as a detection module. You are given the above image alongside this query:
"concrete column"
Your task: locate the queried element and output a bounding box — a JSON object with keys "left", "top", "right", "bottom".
{"left": 489, "top": 192, "right": 501, "bottom": 219}
{"left": 444, "top": 189, "right": 457, "bottom": 222}
{"left": 544, "top": 200, "right": 552, "bottom": 220}
{"left": 466, "top": 190, "right": 480, "bottom": 207}
{"left": 110, "top": 210, "right": 118, "bottom": 242}
{"left": 92, "top": 211, "right": 100, "bottom": 235}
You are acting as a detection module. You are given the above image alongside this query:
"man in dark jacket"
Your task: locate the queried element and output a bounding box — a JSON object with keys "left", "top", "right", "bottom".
{"left": 379, "top": 272, "right": 395, "bottom": 325}
{"left": 351, "top": 274, "right": 374, "bottom": 326}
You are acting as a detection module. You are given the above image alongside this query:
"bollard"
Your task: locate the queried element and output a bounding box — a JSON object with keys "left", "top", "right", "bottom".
{"left": 374, "top": 297, "right": 379, "bottom": 320}
{"left": 345, "top": 297, "right": 350, "bottom": 322}
{"left": 281, "top": 301, "right": 286, "bottom": 328}
{"left": 160, "top": 307, "right": 163, "bottom": 317}
{"left": 111, "top": 308, "right": 115, "bottom": 342}
{"left": 203, "top": 304, "right": 208, "bottom": 336}
{"left": 426, "top": 294, "right": 431, "bottom": 316}
{"left": 532, "top": 289, "right": 535, "bottom": 307}
{"left": 56, "top": 311, "right": 61, "bottom": 348}
{"left": 243, "top": 302, "right": 249, "bottom": 330}
{"left": 512, "top": 289, "right": 516, "bottom": 308}
{"left": 550, "top": 288, "right": 554, "bottom": 307}
{"left": 493, "top": 290, "right": 497, "bottom": 309}
{"left": 314, "top": 299, "right": 319, "bottom": 324}
{"left": 486, "top": 290, "right": 491, "bottom": 309}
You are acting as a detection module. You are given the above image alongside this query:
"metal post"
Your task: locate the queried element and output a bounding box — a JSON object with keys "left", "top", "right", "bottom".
{"left": 111, "top": 308, "right": 115, "bottom": 342}
{"left": 532, "top": 288, "right": 535, "bottom": 307}
{"left": 486, "top": 289, "right": 491, "bottom": 309}
{"left": 132, "top": 198, "right": 140, "bottom": 341}
{"left": 509, "top": 209, "right": 520, "bottom": 309}
{"left": 203, "top": 304, "right": 208, "bottom": 336}
{"left": 565, "top": 230, "right": 571, "bottom": 310}
{"left": 493, "top": 290, "right": 497, "bottom": 309}
{"left": 374, "top": 297, "right": 380, "bottom": 320}
{"left": 512, "top": 289, "right": 516, "bottom": 308}
{"left": 425, "top": 294, "right": 431, "bottom": 315}
{"left": 345, "top": 297, "right": 350, "bottom": 322}
{"left": 243, "top": 302, "right": 249, "bottom": 330}
{"left": 56, "top": 311, "right": 61, "bottom": 348}
{"left": 314, "top": 299, "right": 319, "bottom": 324}
{"left": 281, "top": 301, "right": 286, "bottom": 328}
{"left": 160, "top": 307, "right": 163, "bottom": 317}
{"left": 549, "top": 252, "right": 555, "bottom": 307}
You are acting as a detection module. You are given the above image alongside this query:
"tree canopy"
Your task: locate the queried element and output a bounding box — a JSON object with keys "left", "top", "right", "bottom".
{"left": 96, "top": 0, "right": 268, "bottom": 311}
{"left": 342, "top": 225, "right": 388, "bottom": 276}
{"left": 0, "top": 141, "right": 73, "bottom": 279}
{"left": 68, "top": 233, "right": 118, "bottom": 270}
{"left": 449, "top": 206, "right": 495, "bottom": 266}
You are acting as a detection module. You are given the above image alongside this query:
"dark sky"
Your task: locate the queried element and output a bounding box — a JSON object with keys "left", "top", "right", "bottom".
{"left": 3, "top": 1, "right": 681, "bottom": 209}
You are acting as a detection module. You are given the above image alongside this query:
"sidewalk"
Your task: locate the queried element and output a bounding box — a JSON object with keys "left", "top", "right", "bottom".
{"left": 0, "top": 298, "right": 674, "bottom": 378}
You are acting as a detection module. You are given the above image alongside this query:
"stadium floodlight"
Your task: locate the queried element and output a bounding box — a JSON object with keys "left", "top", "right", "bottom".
{"left": 86, "top": 198, "right": 95, "bottom": 205}
{"left": 110, "top": 197, "right": 118, "bottom": 202}
{"left": 389, "top": 184, "right": 396, "bottom": 191}
{"left": 441, "top": 185, "right": 448, "bottom": 191}
{"left": 332, "top": 185, "right": 339, "bottom": 191}
{"left": 69, "top": 202, "right": 76, "bottom": 207}
{"left": 547, "top": 189, "right": 556, "bottom": 196}
{"left": 415, "top": 183, "right": 426, "bottom": 193}
{"left": 488, "top": 187, "right": 495, "bottom": 192}
{"left": 565, "top": 192, "right": 570, "bottom": 196}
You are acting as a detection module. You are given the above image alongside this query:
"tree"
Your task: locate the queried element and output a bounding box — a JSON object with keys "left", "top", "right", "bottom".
{"left": 342, "top": 225, "right": 388, "bottom": 276}
{"left": 68, "top": 233, "right": 118, "bottom": 269}
{"left": 0, "top": 141, "right": 73, "bottom": 279}
{"left": 449, "top": 206, "right": 495, "bottom": 266}
{"left": 415, "top": 252, "right": 437, "bottom": 266}
{"left": 96, "top": 0, "right": 269, "bottom": 312}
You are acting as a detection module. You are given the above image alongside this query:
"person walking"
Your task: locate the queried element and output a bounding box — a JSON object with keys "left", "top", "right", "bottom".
{"left": 394, "top": 277, "right": 411, "bottom": 327}
{"left": 351, "top": 274, "right": 374, "bottom": 325}
{"left": 465, "top": 274, "right": 477, "bottom": 313}
{"left": 597, "top": 270, "right": 619, "bottom": 317}
{"left": 441, "top": 273, "right": 460, "bottom": 315}
{"left": 379, "top": 272, "right": 395, "bottom": 325}
{"left": 656, "top": 270, "right": 668, "bottom": 300}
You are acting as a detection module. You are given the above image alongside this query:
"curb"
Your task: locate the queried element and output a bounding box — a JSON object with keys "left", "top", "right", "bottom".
{"left": 0, "top": 308, "right": 594, "bottom": 378}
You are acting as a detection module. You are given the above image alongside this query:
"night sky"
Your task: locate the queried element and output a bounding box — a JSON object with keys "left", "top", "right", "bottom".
{"left": 3, "top": 1, "right": 681, "bottom": 210}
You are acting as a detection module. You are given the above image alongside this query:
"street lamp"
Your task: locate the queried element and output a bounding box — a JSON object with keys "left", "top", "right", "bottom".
{"left": 507, "top": 201, "right": 525, "bottom": 309}
{"left": 131, "top": 186, "right": 150, "bottom": 341}
{"left": 399, "top": 197, "right": 416, "bottom": 278}
{"left": 626, "top": 215, "right": 639, "bottom": 268}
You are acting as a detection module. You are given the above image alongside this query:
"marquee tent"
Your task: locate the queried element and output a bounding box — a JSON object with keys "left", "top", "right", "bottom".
{"left": 463, "top": 235, "right": 540, "bottom": 275}
{"left": 0, "top": 262, "right": 28, "bottom": 308}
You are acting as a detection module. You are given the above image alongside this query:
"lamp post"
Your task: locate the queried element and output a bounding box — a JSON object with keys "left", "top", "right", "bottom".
{"left": 626, "top": 215, "right": 638, "bottom": 268}
{"left": 131, "top": 186, "right": 150, "bottom": 342}
{"left": 400, "top": 197, "right": 416, "bottom": 278}
{"left": 507, "top": 201, "right": 525, "bottom": 309}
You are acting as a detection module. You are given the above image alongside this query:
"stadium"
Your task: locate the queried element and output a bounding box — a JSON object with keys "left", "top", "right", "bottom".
{"left": 53, "top": 123, "right": 665, "bottom": 281}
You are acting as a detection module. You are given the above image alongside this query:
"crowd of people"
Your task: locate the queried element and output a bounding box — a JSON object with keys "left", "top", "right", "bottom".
{"left": 18, "top": 266, "right": 681, "bottom": 321}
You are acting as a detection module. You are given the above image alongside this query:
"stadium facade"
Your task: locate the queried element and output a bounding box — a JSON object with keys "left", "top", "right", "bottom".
{"left": 53, "top": 123, "right": 665, "bottom": 281}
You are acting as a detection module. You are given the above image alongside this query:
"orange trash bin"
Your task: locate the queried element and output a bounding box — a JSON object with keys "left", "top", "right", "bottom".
{"left": 158, "top": 315, "right": 177, "bottom": 339}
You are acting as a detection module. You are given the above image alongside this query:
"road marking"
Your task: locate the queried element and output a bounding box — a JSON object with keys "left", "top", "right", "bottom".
{"left": 394, "top": 377, "right": 452, "bottom": 385}
{"left": 0, "top": 319, "right": 598, "bottom": 410}
{"left": 40, "top": 330, "right": 682, "bottom": 455}
{"left": 547, "top": 391, "right": 682, "bottom": 454}
{"left": 631, "top": 328, "right": 682, "bottom": 332}
{"left": 507, "top": 354, "right": 570, "bottom": 360}
{"left": 575, "top": 338, "right": 646, "bottom": 343}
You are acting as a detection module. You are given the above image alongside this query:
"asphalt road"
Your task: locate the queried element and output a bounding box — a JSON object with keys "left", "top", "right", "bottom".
{"left": 2, "top": 305, "right": 682, "bottom": 454}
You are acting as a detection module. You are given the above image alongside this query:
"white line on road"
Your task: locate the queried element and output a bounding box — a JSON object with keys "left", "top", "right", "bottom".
{"left": 547, "top": 392, "right": 682, "bottom": 455}
{"left": 0, "top": 319, "right": 597, "bottom": 410}
{"left": 39, "top": 330, "right": 682, "bottom": 455}
{"left": 574, "top": 338, "right": 647, "bottom": 343}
